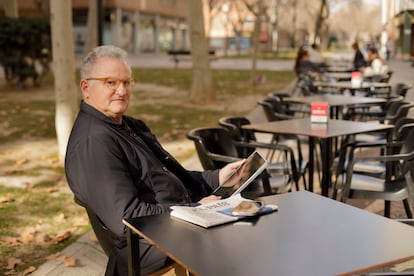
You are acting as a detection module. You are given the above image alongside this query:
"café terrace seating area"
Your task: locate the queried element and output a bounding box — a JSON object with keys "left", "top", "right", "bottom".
{"left": 124, "top": 60, "right": 414, "bottom": 276}
{"left": 187, "top": 60, "right": 414, "bottom": 219}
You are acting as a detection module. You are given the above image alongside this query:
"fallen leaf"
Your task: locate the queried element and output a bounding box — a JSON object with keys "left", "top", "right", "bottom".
{"left": 45, "top": 187, "right": 58, "bottom": 193}
{"left": 23, "top": 266, "right": 36, "bottom": 275}
{"left": 52, "top": 229, "right": 72, "bottom": 243}
{"left": 1, "top": 236, "right": 20, "bottom": 246}
{"left": 6, "top": 257, "right": 23, "bottom": 269}
{"left": 46, "top": 252, "right": 61, "bottom": 260}
{"left": 54, "top": 213, "right": 66, "bottom": 222}
{"left": 34, "top": 232, "right": 52, "bottom": 244}
{"left": 20, "top": 228, "right": 37, "bottom": 244}
{"left": 58, "top": 255, "right": 77, "bottom": 267}
{"left": 45, "top": 157, "right": 59, "bottom": 165}
{"left": 0, "top": 196, "right": 14, "bottom": 203}
{"left": 23, "top": 182, "right": 32, "bottom": 190}
{"left": 15, "top": 158, "right": 29, "bottom": 167}
{"left": 4, "top": 170, "right": 17, "bottom": 175}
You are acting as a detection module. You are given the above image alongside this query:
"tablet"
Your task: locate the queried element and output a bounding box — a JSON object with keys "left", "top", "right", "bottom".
{"left": 212, "top": 151, "right": 268, "bottom": 198}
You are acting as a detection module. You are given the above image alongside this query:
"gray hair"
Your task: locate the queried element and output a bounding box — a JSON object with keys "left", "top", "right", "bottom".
{"left": 80, "top": 45, "right": 131, "bottom": 79}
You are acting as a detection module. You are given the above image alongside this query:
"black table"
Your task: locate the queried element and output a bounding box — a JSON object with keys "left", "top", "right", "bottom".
{"left": 313, "top": 81, "right": 392, "bottom": 96}
{"left": 284, "top": 94, "right": 386, "bottom": 119}
{"left": 124, "top": 191, "right": 414, "bottom": 276}
{"left": 243, "top": 118, "right": 393, "bottom": 196}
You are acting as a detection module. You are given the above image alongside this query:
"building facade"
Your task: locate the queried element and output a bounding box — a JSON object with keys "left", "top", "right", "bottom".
{"left": 0, "top": 0, "right": 190, "bottom": 54}
{"left": 386, "top": 0, "right": 414, "bottom": 59}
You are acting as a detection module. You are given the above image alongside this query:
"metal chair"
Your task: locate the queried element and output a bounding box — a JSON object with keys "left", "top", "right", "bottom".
{"left": 187, "top": 127, "right": 297, "bottom": 196}
{"left": 339, "top": 123, "right": 414, "bottom": 218}
{"left": 74, "top": 197, "right": 187, "bottom": 276}
{"left": 74, "top": 196, "right": 124, "bottom": 276}
{"left": 218, "top": 116, "right": 308, "bottom": 190}
{"left": 333, "top": 118, "right": 414, "bottom": 200}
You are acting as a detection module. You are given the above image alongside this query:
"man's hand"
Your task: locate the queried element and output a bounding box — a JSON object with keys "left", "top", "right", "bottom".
{"left": 218, "top": 159, "right": 246, "bottom": 185}
{"left": 198, "top": 195, "right": 221, "bottom": 205}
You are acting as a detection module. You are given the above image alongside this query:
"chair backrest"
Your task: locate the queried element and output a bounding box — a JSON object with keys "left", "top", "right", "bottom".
{"left": 295, "top": 74, "right": 318, "bottom": 96}
{"left": 187, "top": 127, "right": 239, "bottom": 170}
{"left": 397, "top": 123, "right": 414, "bottom": 177}
{"left": 218, "top": 116, "right": 256, "bottom": 142}
{"left": 384, "top": 101, "right": 414, "bottom": 124}
{"left": 74, "top": 196, "right": 120, "bottom": 276}
{"left": 218, "top": 116, "right": 256, "bottom": 158}
{"left": 258, "top": 97, "right": 293, "bottom": 122}
{"left": 394, "top": 83, "right": 412, "bottom": 98}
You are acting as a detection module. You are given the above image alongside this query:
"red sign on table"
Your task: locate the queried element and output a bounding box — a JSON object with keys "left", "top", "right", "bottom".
{"left": 311, "top": 102, "right": 329, "bottom": 123}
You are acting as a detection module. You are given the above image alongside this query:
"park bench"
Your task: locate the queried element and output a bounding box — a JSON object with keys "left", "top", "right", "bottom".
{"left": 167, "top": 50, "right": 217, "bottom": 68}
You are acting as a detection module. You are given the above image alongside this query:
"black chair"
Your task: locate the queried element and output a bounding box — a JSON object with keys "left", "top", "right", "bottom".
{"left": 74, "top": 197, "right": 186, "bottom": 276}
{"left": 187, "top": 127, "right": 297, "bottom": 196}
{"left": 349, "top": 100, "right": 414, "bottom": 147}
{"left": 74, "top": 196, "right": 121, "bottom": 276}
{"left": 218, "top": 116, "right": 308, "bottom": 190}
{"left": 258, "top": 96, "right": 296, "bottom": 122}
{"left": 332, "top": 118, "right": 414, "bottom": 199}
{"left": 295, "top": 73, "right": 320, "bottom": 96}
{"left": 339, "top": 123, "right": 414, "bottom": 218}
{"left": 257, "top": 96, "right": 308, "bottom": 155}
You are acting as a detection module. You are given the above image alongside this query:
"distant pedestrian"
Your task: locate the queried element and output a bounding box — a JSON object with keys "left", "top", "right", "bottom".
{"left": 361, "top": 47, "right": 388, "bottom": 77}
{"left": 294, "top": 46, "right": 322, "bottom": 76}
{"left": 352, "top": 42, "right": 366, "bottom": 71}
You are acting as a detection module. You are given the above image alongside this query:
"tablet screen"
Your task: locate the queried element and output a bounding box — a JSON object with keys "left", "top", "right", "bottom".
{"left": 212, "top": 151, "right": 267, "bottom": 198}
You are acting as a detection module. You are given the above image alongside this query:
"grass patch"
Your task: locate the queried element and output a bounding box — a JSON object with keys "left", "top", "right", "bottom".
{"left": 0, "top": 185, "right": 89, "bottom": 274}
{"left": 0, "top": 100, "right": 55, "bottom": 144}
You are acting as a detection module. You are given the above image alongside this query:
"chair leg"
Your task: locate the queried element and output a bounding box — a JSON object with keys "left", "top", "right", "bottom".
{"left": 384, "top": 201, "right": 391, "bottom": 218}
{"left": 403, "top": 199, "right": 413, "bottom": 218}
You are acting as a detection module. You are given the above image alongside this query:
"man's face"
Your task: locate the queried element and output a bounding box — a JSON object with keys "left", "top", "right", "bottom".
{"left": 80, "top": 56, "right": 132, "bottom": 123}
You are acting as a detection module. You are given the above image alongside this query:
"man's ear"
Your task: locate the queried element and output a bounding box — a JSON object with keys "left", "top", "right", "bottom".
{"left": 80, "top": 79, "right": 89, "bottom": 99}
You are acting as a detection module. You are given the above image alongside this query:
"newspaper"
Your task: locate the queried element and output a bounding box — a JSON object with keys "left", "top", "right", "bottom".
{"left": 170, "top": 194, "right": 277, "bottom": 228}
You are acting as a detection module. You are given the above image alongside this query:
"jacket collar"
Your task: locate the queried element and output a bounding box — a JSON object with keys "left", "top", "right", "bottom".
{"left": 80, "top": 100, "right": 123, "bottom": 127}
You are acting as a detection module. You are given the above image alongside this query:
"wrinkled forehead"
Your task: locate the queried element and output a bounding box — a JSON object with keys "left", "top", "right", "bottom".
{"left": 90, "top": 56, "right": 132, "bottom": 77}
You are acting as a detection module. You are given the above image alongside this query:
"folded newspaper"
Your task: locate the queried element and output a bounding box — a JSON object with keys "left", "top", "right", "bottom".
{"left": 170, "top": 194, "right": 278, "bottom": 228}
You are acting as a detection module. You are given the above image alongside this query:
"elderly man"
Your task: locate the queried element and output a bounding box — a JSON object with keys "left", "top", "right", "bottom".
{"left": 65, "top": 45, "right": 242, "bottom": 275}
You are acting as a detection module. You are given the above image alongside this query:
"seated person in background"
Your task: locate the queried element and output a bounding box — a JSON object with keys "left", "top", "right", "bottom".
{"left": 294, "top": 46, "right": 322, "bottom": 76}
{"left": 65, "top": 45, "right": 243, "bottom": 275}
{"left": 361, "top": 47, "right": 388, "bottom": 78}
{"left": 352, "top": 42, "right": 367, "bottom": 71}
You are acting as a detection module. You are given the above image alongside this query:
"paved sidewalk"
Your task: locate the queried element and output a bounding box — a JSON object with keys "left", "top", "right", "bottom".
{"left": 33, "top": 54, "right": 414, "bottom": 276}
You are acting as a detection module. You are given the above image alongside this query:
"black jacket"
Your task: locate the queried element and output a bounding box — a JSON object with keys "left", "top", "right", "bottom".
{"left": 65, "top": 101, "right": 219, "bottom": 237}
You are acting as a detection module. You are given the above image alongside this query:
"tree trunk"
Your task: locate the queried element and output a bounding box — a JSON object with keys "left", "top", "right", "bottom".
{"left": 83, "top": 0, "right": 98, "bottom": 54}
{"left": 187, "top": 0, "right": 215, "bottom": 103}
{"left": 314, "top": 0, "right": 328, "bottom": 45}
{"left": 250, "top": 0, "right": 264, "bottom": 89}
{"left": 50, "top": 0, "right": 78, "bottom": 162}
{"left": 4, "top": 0, "right": 18, "bottom": 18}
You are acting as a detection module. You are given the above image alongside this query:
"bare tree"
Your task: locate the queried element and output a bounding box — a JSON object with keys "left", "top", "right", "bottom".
{"left": 243, "top": 0, "right": 265, "bottom": 87}
{"left": 188, "top": 0, "right": 215, "bottom": 103}
{"left": 50, "top": 0, "right": 78, "bottom": 162}
{"left": 228, "top": 0, "right": 251, "bottom": 55}
{"left": 329, "top": 0, "right": 381, "bottom": 48}
{"left": 83, "top": 0, "right": 98, "bottom": 54}
{"left": 4, "top": 0, "right": 18, "bottom": 18}
{"left": 313, "top": 0, "right": 329, "bottom": 46}
{"left": 34, "top": 0, "right": 50, "bottom": 17}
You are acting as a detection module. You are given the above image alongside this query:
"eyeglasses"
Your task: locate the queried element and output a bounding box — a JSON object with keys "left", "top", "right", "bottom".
{"left": 85, "top": 77, "right": 137, "bottom": 90}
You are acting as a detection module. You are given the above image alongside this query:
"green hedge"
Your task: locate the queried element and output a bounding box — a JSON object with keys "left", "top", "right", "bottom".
{"left": 0, "top": 17, "right": 51, "bottom": 86}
